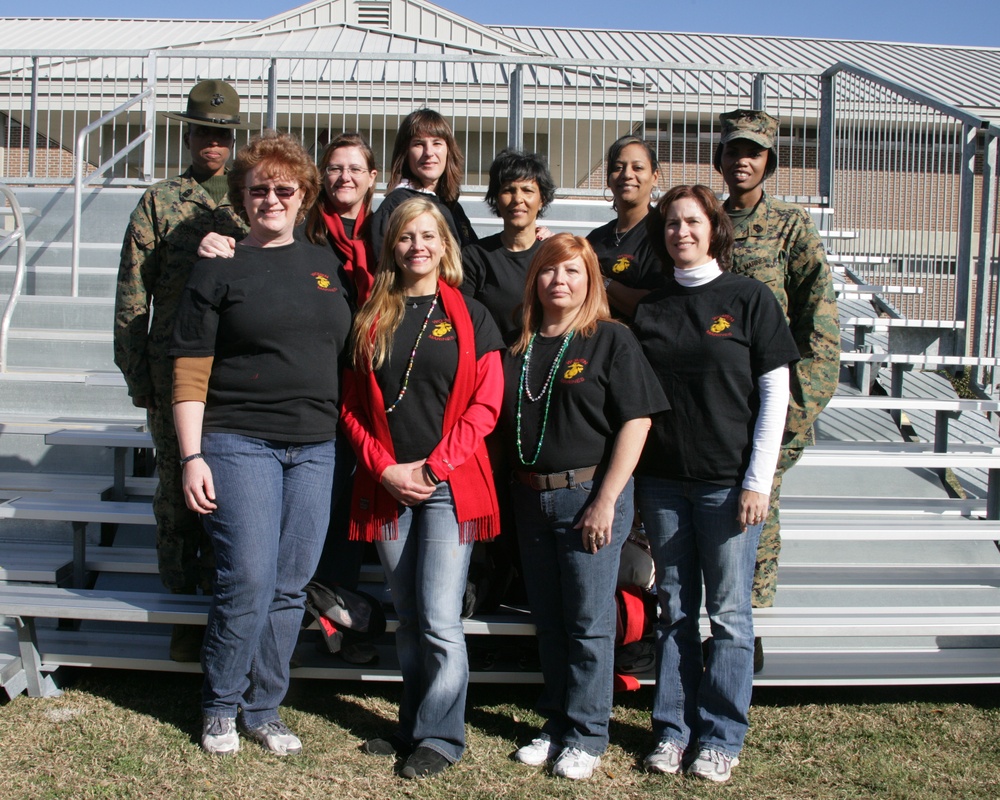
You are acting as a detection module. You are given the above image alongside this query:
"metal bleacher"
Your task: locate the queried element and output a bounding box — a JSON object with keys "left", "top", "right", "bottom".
{"left": 2, "top": 182, "right": 1000, "bottom": 698}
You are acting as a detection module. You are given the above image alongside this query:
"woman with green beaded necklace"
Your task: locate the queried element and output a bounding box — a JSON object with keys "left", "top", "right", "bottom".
{"left": 501, "top": 233, "right": 667, "bottom": 780}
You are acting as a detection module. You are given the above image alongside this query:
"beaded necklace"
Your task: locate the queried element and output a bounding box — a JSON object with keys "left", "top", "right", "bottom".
{"left": 516, "top": 330, "right": 574, "bottom": 466}
{"left": 384, "top": 291, "right": 439, "bottom": 414}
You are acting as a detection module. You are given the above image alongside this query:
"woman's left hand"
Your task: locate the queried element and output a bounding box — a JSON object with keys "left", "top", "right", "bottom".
{"left": 738, "top": 489, "right": 769, "bottom": 532}
{"left": 575, "top": 497, "right": 615, "bottom": 554}
{"left": 535, "top": 225, "right": 554, "bottom": 241}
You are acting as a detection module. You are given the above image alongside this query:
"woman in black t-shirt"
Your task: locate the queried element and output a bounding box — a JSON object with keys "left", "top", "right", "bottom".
{"left": 503, "top": 233, "right": 667, "bottom": 781}
{"left": 171, "top": 132, "right": 352, "bottom": 758}
{"left": 196, "top": 132, "right": 382, "bottom": 663}
{"left": 461, "top": 148, "right": 556, "bottom": 337}
{"left": 370, "top": 108, "right": 478, "bottom": 258}
{"left": 586, "top": 135, "right": 665, "bottom": 319}
{"left": 631, "top": 185, "right": 799, "bottom": 783}
{"left": 200, "top": 131, "right": 379, "bottom": 304}
{"left": 461, "top": 149, "right": 557, "bottom": 616}
{"left": 341, "top": 197, "right": 504, "bottom": 780}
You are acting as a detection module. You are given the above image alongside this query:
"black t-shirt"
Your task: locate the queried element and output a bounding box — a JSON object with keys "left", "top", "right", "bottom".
{"left": 632, "top": 271, "right": 800, "bottom": 485}
{"left": 370, "top": 187, "right": 478, "bottom": 259}
{"left": 293, "top": 221, "right": 358, "bottom": 306}
{"left": 461, "top": 233, "right": 540, "bottom": 338}
{"left": 587, "top": 212, "right": 665, "bottom": 292}
{"left": 376, "top": 292, "right": 504, "bottom": 464}
{"left": 170, "top": 240, "right": 353, "bottom": 441}
{"left": 501, "top": 321, "right": 669, "bottom": 474}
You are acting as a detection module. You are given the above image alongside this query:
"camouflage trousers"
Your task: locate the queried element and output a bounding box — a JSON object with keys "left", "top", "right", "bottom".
{"left": 147, "top": 397, "right": 214, "bottom": 593}
{"left": 752, "top": 446, "right": 804, "bottom": 608}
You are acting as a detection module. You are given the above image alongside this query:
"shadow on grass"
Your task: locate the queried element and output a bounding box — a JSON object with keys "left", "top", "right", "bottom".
{"left": 58, "top": 666, "right": 204, "bottom": 744}
{"left": 62, "top": 666, "right": 410, "bottom": 750}
{"left": 283, "top": 677, "right": 402, "bottom": 741}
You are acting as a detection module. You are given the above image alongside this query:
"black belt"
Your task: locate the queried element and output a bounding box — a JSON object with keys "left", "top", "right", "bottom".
{"left": 513, "top": 465, "right": 598, "bottom": 491}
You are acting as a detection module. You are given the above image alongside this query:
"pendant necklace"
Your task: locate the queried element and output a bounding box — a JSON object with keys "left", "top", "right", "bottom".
{"left": 385, "top": 292, "right": 439, "bottom": 414}
{"left": 516, "top": 330, "right": 574, "bottom": 466}
{"left": 613, "top": 221, "right": 633, "bottom": 247}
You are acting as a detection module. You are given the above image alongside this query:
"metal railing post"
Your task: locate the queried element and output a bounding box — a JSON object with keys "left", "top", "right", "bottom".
{"left": 142, "top": 54, "right": 157, "bottom": 182}
{"left": 267, "top": 60, "right": 278, "bottom": 130}
{"left": 819, "top": 69, "right": 836, "bottom": 209}
{"left": 509, "top": 64, "right": 524, "bottom": 151}
{"left": 752, "top": 73, "right": 766, "bottom": 110}
{"left": 954, "top": 122, "right": 979, "bottom": 343}
{"left": 28, "top": 57, "right": 39, "bottom": 178}
{"left": 973, "top": 130, "right": 999, "bottom": 386}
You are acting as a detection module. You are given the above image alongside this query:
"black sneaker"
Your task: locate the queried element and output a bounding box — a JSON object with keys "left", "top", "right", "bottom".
{"left": 361, "top": 735, "right": 413, "bottom": 759}
{"left": 400, "top": 746, "right": 452, "bottom": 779}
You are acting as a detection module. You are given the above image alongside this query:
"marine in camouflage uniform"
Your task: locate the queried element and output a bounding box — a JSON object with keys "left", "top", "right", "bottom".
{"left": 716, "top": 110, "right": 841, "bottom": 610}
{"left": 113, "top": 81, "right": 248, "bottom": 596}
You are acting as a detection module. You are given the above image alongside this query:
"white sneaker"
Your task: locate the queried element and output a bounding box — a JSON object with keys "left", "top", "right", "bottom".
{"left": 688, "top": 747, "right": 740, "bottom": 782}
{"left": 201, "top": 716, "right": 239, "bottom": 756}
{"left": 514, "top": 735, "right": 561, "bottom": 766}
{"left": 644, "top": 740, "right": 685, "bottom": 774}
{"left": 551, "top": 746, "right": 600, "bottom": 780}
{"left": 240, "top": 719, "right": 302, "bottom": 755}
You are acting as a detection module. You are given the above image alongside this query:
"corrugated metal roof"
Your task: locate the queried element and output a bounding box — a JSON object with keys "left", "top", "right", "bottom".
{"left": 492, "top": 26, "right": 1000, "bottom": 119}
{"left": 0, "top": 17, "right": 248, "bottom": 51}
{"left": 161, "top": 21, "right": 532, "bottom": 58}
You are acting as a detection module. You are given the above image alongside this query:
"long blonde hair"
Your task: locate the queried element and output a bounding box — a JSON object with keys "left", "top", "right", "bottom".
{"left": 352, "top": 197, "right": 463, "bottom": 371}
{"left": 510, "top": 233, "right": 612, "bottom": 355}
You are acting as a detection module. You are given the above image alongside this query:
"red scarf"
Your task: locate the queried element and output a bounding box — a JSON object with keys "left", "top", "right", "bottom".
{"left": 348, "top": 282, "right": 500, "bottom": 544}
{"left": 320, "top": 198, "right": 375, "bottom": 305}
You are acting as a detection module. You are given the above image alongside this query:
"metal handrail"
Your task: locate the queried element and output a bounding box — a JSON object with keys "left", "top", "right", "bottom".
{"left": 820, "top": 61, "right": 1000, "bottom": 380}
{"left": 0, "top": 182, "right": 40, "bottom": 373}
{"left": 71, "top": 87, "right": 153, "bottom": 297}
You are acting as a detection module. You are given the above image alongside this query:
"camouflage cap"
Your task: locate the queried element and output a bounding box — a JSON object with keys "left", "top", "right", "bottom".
{"left": 719, "top": 109, "right": 779, "bottom": 149}
{"left": 164, "top": 80, "right": 248, "bottom": 129}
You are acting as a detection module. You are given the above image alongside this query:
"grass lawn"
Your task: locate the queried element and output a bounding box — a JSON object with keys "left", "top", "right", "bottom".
{"left": 1, "top": 670, "right": 998, "bottom": 799}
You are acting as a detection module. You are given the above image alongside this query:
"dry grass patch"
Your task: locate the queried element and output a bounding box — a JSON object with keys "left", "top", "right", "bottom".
{"left": 0, "top": 672, "right": 997, "bottom": 799}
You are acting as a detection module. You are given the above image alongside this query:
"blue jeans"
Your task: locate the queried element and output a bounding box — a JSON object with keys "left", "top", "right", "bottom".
{"left": 199, "top": 433, "right": 335, "bottom": 728}
{"left": 376, "top": 483, "right": 473, "bottom": 764}
{"left": 511, "top": 476, "right": 632, "bottom": 757}
{"left": 635, "top": 476, "right": 761, "bottom": 758}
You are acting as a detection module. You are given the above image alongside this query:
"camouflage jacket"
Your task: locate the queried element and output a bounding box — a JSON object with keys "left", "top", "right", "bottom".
{"left": 729, "top": 193, "right": 840, "bottom": 450}
{"left": 113, "top": 169, "right": 247, "bottom": 399}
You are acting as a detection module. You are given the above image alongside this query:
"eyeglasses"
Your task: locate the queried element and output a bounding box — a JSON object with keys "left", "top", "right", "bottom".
{"left": 245, "top": 185, "right": 299, "bottom": 198}
{"left": 324, "top": 165, "right": 369, "bottom": 177}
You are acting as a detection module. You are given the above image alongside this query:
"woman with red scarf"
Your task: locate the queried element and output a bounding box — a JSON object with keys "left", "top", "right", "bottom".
{"left": 302, "top": 131, "right": 378, "bottom": 306}
{"left": 341, "top": 196, "right": 504, "bottom": 780}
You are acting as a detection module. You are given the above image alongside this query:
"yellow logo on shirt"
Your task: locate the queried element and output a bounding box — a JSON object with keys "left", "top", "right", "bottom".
{"left": 562, "top": 359, "right": 587, "bottom": 383}
{"left": 431, "top": 320, "right": 454, "bottom": 339}
{"left": 707, "top": 314, "right": 735, "bottom": 337}
{"left": 311, "top": 272, "right": 337, "bottom": 292}
{"left": 612, "top": 256, "right": 631, "bottom": 274}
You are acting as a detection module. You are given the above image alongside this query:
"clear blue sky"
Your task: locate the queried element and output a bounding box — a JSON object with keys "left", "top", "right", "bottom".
{"left": 34, "top": 0, "right": 1000, "bottom": 47}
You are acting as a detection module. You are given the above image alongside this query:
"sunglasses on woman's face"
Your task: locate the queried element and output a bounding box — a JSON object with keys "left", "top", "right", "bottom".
{"left": 245, "top": 185, "right": 299, "bottom": 198}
